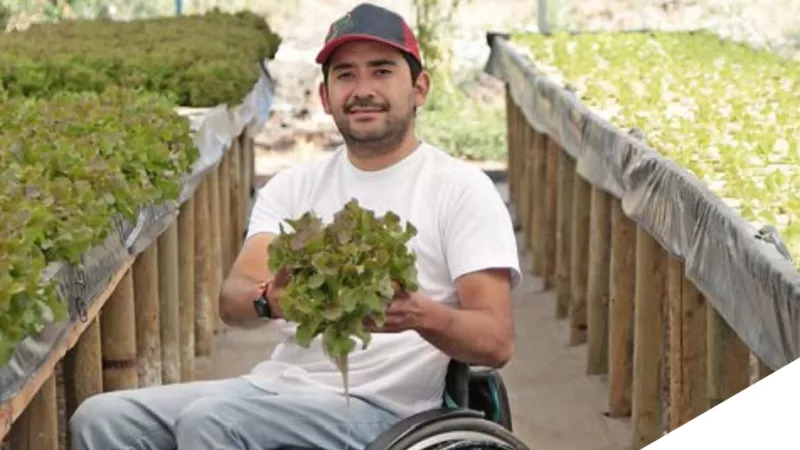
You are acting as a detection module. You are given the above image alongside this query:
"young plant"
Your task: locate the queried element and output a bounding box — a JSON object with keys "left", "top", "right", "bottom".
{"left": 267, "top": 199, "right": 419, "bottom": 402}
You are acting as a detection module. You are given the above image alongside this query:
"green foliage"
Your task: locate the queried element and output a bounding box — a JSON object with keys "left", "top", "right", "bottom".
{"left": 0, "top": 3, "right": 10, "bottom": 30}
{"left": 267, "top": 199, "right": 419, "bottom": 400}
{"left": 0, "top": 87, "right": 197, "bottom": 365}
{"left": 0, "top": 9, "right": 281, "bottom": 106}
{"left": 515, "top": 30, "right": 800, "bottom": 264}
{"left": 418, "top": 82, "right": 506, "bottom": 161}
{"left": 411, "top": 0, "right": 506, "bottom": 162}
{"left": 412, "top": 0, "right": 466, "bottom": 82}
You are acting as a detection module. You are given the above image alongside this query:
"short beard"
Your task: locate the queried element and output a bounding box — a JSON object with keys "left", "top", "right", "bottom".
{"left": 339, "top": 117, "right": 413, "bottom": 159}
{"left": 334, "top": 101, "right": 416, "bottom": 159}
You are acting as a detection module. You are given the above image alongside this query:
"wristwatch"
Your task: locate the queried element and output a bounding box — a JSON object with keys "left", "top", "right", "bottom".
{"left": 253, "top": 280, "right": 273, "bottom": 319}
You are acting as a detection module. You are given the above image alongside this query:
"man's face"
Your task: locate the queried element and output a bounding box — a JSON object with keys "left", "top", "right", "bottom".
{"left": 320, "top": 40, "right": 429, "bottom": 156}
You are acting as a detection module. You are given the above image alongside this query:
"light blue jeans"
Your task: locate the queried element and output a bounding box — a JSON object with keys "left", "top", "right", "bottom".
{"left": 69, "top": 377, "right": 401, "bottom": 449}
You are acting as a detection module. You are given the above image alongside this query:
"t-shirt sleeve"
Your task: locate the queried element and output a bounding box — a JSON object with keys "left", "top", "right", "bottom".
{"left": 442, "top": 170, "right": 522, "bottom": 291}
{"left": 245, "top": 169, "right": 295, "bottom": 240}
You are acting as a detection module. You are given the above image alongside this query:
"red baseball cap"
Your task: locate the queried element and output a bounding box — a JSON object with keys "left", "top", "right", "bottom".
{"left": 316, "top": 3, "right": 423, "bottom": 67}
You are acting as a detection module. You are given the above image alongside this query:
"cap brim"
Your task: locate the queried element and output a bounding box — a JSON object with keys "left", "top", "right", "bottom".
{"left": 315, "top": 34, "right": 414, "bottom": 65}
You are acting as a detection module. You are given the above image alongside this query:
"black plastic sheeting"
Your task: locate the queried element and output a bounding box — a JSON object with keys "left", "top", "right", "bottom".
{"left": 0, "top": 64, "right": 277, "bottom": 403}
{"left": 484, "top": 32, "right": 800, "bottom": 371}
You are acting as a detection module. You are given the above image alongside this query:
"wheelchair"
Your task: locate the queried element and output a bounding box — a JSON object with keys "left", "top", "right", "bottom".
{"left": 281, "top": 360, "right": 529, "bottom": 449}
{"left": 363, "top": 360, "right": 529, "bottom": 449}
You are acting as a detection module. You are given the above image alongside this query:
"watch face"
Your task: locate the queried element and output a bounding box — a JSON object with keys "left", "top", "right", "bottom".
{"left": 254, "top": 295, "right": 272, "bottom": 319}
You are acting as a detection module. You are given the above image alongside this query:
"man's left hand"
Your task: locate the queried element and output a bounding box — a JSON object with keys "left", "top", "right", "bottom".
{"left": 365, "top": 285, "right": 443, "bottom": 334}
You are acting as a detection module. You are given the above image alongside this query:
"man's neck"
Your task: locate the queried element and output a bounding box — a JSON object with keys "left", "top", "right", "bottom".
{"left": 346, "top": 134, "right": 421, "bottom": 172}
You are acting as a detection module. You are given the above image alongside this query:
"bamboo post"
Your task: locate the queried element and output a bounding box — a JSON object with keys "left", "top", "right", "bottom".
{"left": 194, "top": 178, "right": 214, "bottom": 357}
{"left": 219, "top": 150, "right": 233, "bottom": 276}
{"left": 707, "top": 307, "right": 750, "bottom": 409}
{"left": 587, "top": 186, "right": 612, "bottom": 375}
{"left": 608, "top": 198, "right": 636, "bottom": 417}
{"left": 541, "top": 135, "right": 559, "bottom": 291}
{"left": 133, "top": 243, "right": 161, "bottom": 387}
{"left": 531, "top": 129, "right": 544, "bottom": 276}
{"left": 631, "top": 229, "right": 668, "bottom": 448}
{"left": 555, "top": 149, "right": 574, "bottom": 319}
{"left": 178, "top": 197, "right": 196, "bottom": 382}
{"left": 208, "top": 168, "right": 224, "bottom": 333}
{"left": 230, "top": 138, "right": 244, "bottom": 257}
{"left": 158, "top": 220, "right": 180, "bottom": 384}
{"left": 569, "top": 172, "right": 591, "bottom": 345}
{"left": 100, "top": 268, "right": 138, "bottom": 391}
{"left": 667, "top": 259, "right": 707, "bottom": 430}
{"left": 8, "top": 374, "right": 58, "bottom": 450}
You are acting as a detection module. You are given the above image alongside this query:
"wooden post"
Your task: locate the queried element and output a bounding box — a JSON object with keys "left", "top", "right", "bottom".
{"left": 133, "top": 243, "right": 161, "bottom": 387}
{"left": 241, "top": 133, "right": 255, "bottom": 206}
{"left": 631, "top": 229, "right": 668, "bottom": 448}
{"left": 541, "top": 136, "right": 559, "bottom": 291}
{"left": 569, "top": 172, "right": 591, "bottom": 345}
{"left": 178, "top": 197, "right": 196, "bottom": 382}
{"left": 505, "top": 88, "right": 517, "bottom": 207}
{"left": 608, "top": 198, "right": 636, "bottom": 417}
{"left": 555, "top": 149, "right": 574, "bottom": 319}
{"left": 62, "top": 317, "right": 103, "bottom": 416}
{"left": 56, "top": 364, "right": 66, "bottom": 450}
{"left": 8, "top": 374, "right": 58, "bottom": 450}
{"left": 587, "top": 186, "right": 612, "bottom": 375}
{"left": 707, "top": 307, "right": 750, "bottom": 409}
{"left": 230, "top": 138, "right": 244, "bottom": 257}
{"left": 208, "top": 168, "right": 224, "bottom": 333}
{"left": 194, "top": 178, "right": 214, "bottom": 357}
{"left": 100, "top": 268, "right": 138, "bottom": 391}
{"left": 514, "top": 99, "right": 525, "bottom": 215}
{"left": 531, "top": 129, "right": 544, "bottom": 276}
{"left": 519, "top": 124, "right": 533, "bottom": 247}
{"left": 219, "top": 150, "right": 232, "bottom": 276}
{"left": 61, "top": 316, "right": 102, "bottom": 449}
{"left": 667, "top": 259, "right": 707, "bottom": 430}
{"left": 158, "top": 220, "right": 180, "bottom": 384}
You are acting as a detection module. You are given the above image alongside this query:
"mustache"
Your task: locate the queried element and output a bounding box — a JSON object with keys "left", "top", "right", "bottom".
{"left": 344, "top": 98, "right": 389, "bottom": 113}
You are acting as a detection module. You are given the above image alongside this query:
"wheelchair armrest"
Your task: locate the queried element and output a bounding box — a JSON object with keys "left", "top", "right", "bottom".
{"left": 364, "top": 408, "right": 484, "bottom": 450}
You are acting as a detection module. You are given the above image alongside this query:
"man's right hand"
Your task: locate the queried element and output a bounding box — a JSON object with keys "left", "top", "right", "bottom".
{"left": 263, "top": 267, "right": 292, "bottom": 319}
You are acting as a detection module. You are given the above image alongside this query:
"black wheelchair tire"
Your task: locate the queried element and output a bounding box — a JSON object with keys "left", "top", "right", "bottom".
{"left": 384, "top": 416, "right": 530, "bottom": 450}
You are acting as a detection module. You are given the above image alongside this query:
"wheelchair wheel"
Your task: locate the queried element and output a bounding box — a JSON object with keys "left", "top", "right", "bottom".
{"left": 386, "top": 416, "right": 530, "bottom": 450}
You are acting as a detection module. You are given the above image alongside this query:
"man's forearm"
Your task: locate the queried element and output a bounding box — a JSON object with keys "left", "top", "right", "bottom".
{"left": 417, "top": 302, "right": 513, "bottom": 368}
{"left": 218, "top": 272, "right": 267, "bottom": 328}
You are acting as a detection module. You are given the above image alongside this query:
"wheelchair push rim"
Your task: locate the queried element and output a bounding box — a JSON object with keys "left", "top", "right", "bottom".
{"left": 404, "top": 430, "right": 518, "bottom": 449}
{"left": 386, "top": 416, "right": 530, "bottom": 450}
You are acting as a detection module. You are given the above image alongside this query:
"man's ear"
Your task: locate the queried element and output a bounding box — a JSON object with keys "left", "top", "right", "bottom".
{"left": 414, "top": 71, "right": 431, "bottom": 109}
{"left": 319, "top": 81, "right": 332, "bottom": 115}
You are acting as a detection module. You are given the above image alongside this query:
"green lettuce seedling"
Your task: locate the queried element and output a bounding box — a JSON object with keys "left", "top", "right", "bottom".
{"left": 267, "top": 199, "right": 419, "bottom": 402}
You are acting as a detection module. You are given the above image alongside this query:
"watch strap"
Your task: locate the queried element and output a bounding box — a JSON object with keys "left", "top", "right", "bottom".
{"left": 253, "top": 281, "right": 273, "bottom": 319}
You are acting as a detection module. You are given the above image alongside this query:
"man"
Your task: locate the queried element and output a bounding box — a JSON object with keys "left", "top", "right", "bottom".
{"left": 69, "top": 3, "right": 521, "bottom": 449}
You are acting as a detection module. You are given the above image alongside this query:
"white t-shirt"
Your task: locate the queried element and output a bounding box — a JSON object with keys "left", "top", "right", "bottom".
{"left": 241, "top": 141, "right": 521, "bottom": 418}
